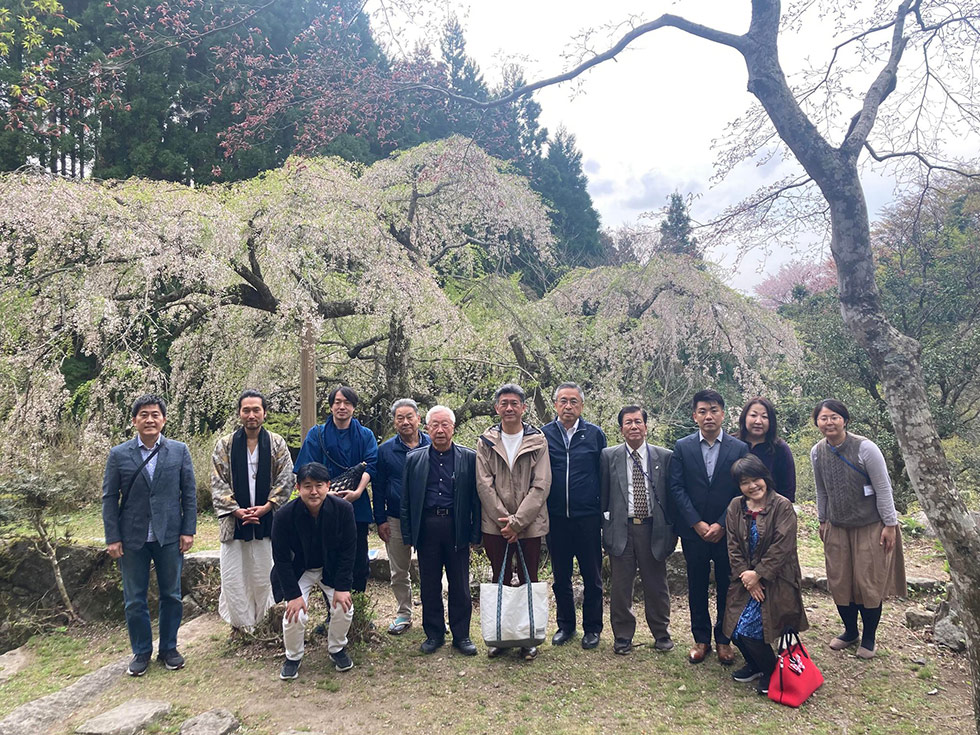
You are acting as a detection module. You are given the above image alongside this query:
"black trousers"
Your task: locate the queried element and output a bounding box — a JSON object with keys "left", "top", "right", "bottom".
{"left": 417, "top": 512, "right": 471, "bottom": 642}
{"left": 352, "top": 521, "right": 370, "bottom": 593}
{"left": 547, "top": 513, "right": 603, "bottom": 635}
{"left": 680, "top": 534, "right": 731, "bottom": 645}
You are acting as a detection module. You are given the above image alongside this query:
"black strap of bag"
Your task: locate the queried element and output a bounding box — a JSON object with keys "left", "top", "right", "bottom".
{"left": 119, "top": 444, "right": 161, "bottom": 514}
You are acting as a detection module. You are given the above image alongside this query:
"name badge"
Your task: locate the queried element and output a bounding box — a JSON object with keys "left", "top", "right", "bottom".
{"left": 863, "top": 484, "right": 875, "bottom": 497}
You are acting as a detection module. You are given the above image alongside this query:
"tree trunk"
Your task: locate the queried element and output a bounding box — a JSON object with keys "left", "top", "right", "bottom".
{"left": 31, "top": 518, "right": 83, "bottom": 624}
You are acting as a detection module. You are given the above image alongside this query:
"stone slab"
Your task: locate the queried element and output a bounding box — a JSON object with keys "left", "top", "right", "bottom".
{"left": 0, "top": 644, "right": 29, "bottom": 684}
{"left": 76, "top": 698, "right": 171, "bottom": 735}
{"left": 180, "top": 708, "right": 239, "bottom": 735}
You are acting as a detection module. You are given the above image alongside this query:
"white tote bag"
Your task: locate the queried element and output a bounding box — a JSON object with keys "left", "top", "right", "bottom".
{"left": 480, "top": 540, "right": 548, "bottom": 647}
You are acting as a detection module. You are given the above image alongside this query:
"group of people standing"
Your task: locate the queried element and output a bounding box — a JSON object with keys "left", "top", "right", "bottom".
{"left": 100, "top": 384, "right": 905, "bottom": 693}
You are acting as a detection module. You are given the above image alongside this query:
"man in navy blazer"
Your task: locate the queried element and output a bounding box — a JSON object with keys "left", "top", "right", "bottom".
{"left": 668, "top": 389, "right": 748, "bottom": 666}
{"left": 102, "top": 394, "right": 197, "bottom": 677}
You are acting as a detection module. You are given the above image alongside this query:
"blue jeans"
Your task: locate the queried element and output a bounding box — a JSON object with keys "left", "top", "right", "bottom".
{"left": 119, "top": 540, "right": 183, "bottom": 655}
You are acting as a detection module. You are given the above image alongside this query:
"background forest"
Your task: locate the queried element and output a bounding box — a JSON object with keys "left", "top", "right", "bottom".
{"left": 1, "top": 0, "right": 979, "bottom": 519}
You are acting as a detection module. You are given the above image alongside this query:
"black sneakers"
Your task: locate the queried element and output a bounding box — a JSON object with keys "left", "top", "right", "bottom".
{"left": 127, "top": 652, "right": 151, "bottom": 677}
{"left": 731, "top": 664, "right": 763, "bottom": 683}
{"left": 330, "top": 648, "right": 354, "bottom": 672}
{"left": 157, "top": 649, "right": 185, "bottom": 670}
{"left": 279, "top": 657, "right": 301, "bottom": 680}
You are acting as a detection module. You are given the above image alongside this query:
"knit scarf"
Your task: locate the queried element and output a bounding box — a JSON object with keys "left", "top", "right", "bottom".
{"left": 231, "top": 427, "right": 272, "bottom": 541}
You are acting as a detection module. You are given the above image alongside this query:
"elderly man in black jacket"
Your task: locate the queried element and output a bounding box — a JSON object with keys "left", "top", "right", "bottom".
{"left": 401, "top": 405, "right": 482, "bottom": 656}
{"left": 272, "top": 462, "right": 356, "bottom": 679}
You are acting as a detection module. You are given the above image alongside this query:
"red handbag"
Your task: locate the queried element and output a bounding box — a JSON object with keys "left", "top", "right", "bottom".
{"left": 768, "top": 629, "right": 824, "bottom": 707}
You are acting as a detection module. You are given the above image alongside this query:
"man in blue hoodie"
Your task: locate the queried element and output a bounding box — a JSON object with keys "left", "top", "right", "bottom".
{"left": 542, "top": 382, "right": 607, "bottom": 650}
{"left": 294, "top": 385, "right": 378, "bottom": 594}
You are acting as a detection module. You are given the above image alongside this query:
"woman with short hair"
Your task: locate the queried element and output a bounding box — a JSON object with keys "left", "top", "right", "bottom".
{"left": 723, "top": 454, "right": 807, "bottom": 694}
{"left": 810, "top": 399, "right": 906, "bottom": 660}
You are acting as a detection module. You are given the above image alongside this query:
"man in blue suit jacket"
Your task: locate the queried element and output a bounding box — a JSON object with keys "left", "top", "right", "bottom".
{"left": 102, "top": 394, "right": 197, "bottom": 677}
{"left": 669, "top": 389, "right": 748, "bottom": 666}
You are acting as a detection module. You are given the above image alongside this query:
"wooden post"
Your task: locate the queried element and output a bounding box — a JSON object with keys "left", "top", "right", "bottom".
{"left": 300, "top": 320, "right": 316, "bottom": 440}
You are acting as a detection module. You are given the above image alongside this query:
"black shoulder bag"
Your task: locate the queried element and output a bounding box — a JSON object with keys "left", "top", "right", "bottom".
{"left": 119, "top": 445, "right": 161, "bottom": 514}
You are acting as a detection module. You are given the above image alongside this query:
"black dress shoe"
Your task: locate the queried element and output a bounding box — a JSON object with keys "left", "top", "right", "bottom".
{"left": 582, "top": 632, "right": 600, "bottom": 650}
{"left": 420, "top": 638, "right": 445, "bottom": 654}
{"left": 613, "top": 638, "right": 632, "bottom": 655}
{"left": 552, "top": 629, "right": 575, "bottom": 646}
{"left": 452, "top": 638, "right": 478, "bottom": 656}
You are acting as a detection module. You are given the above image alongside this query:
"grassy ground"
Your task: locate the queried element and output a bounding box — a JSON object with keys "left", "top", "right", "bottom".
{"left": 2, "top": 577, "right": 969, "bottom": 734}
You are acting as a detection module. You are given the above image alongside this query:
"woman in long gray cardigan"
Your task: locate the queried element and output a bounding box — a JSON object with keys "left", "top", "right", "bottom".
{"left": 723, "top": 455, "right": 808, "bottom": 694}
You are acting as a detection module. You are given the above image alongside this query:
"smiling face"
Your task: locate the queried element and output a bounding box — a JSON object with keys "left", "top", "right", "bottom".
{"left": 554, "top": 387, "right": 583, "bottom": 429}
{"left": 816, "top": 407, "right": 847, "bottom": 444}
{"left": 133, "top": 403, "right": 166, "bottom": 445}
{"left": 239, "top": 396, "right": 266, "bottom": 433}
{"left": 330, "top": 393, "right": 355, "bottom": 425}
{"left": 393, "top": 405, "right": 420, "bottom": 442}
{"left": 693, "top": 401, "right": 724, "bottom": 439}
{"left": 739, "top": 475, "right": 768, "bottom": 506}
{"left": 495, "top": 392, "right": 527, "bottom": 432}
{"left": 297, "top": 477, "right": 330, "bottom": 515}
{"left": 743, "top": 402, "right": 770, "bottom": 444}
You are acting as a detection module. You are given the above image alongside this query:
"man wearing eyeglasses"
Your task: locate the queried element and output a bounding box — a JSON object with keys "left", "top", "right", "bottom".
{"left": 600, "top": 405, "right": 675, "bottom": 656}
{"left": 543, "top": 383, "right": 607, "bottom": 650}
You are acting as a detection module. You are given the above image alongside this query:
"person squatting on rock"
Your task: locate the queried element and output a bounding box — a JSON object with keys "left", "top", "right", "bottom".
{"left": 272, "top": 462, "right": 357, "bottom": 679}
{"left": 210, "top": 389, "right": 294, "bottom": 635}
{"left": 102, "top": 394, "right": 197, "bottom": 676}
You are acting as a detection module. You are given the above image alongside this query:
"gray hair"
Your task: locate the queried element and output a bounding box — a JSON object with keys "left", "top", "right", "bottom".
{"left": 552, "top": 382, "right": 584, "bottom": 402}
{"left": 493, "top": 383, "right": 526, "bottom": 404}
{"left": 390, "top": 398, "right": 420, "bottom": 417}
{"left": 426, "top": 405, "right": 456, "bottom": 425}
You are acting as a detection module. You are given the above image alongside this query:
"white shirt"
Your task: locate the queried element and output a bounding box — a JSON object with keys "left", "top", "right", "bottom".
{"left": 563, "top": 419, "right": 579, "bottom": 448}
{"left": 624, "top": 443, "right": 651, "bottom": 516}
{"left": 138, "top": 435, "right": 161, "bottom": 543}
{"left": 501, "top": 430, "right": 523, "bottom": 469}
{"left": 247, "top": 445, "right": 258, "bottom": 507}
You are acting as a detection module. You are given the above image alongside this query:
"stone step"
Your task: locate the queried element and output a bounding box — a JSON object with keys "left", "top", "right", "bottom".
{"left": 75, "top": 699, "right": 170, "bottom": 735}
{"left": 179, "top": 708, "right": 239, "bottom": 735}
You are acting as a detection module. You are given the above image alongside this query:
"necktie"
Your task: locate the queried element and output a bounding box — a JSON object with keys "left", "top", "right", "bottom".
{"left": 631, "top": 449, "right": 648, "bottom": 518}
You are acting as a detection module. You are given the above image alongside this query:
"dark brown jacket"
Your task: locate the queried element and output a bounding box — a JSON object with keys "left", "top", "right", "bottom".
{"left": 723, "top": 491, "right": 808, "bottom": 644}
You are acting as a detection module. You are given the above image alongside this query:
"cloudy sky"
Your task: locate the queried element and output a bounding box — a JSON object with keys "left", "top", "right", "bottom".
{"left": 448, "top": 0, "right": 904, "bottom": 291}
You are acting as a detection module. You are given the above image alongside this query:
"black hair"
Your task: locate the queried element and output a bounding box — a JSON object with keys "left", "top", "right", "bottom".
{"left": 237, "top": 389, "right": 268, "bottom": 411}
{"left": 494, "top": 383, "right": 526, "bottom": 404}
{"left": 692, "top": 389, "right": 725, "bottom": 411}
{"left": 617, "top": 405, "right": 648, "bottom": 426}
{"left": 731, "top": 455, "right": 775, "bottom": 493}
{"left": 296, "top": 462, "right": 332, "bottom": 484}
{"left": 812, "top": 398, "right": 849, "bottom": 426}
{"left": 328, "top": 385, "right": 359, "bottom": 408}
{"left": 131, "top": 394, "right": 167, "bottom": 418}
{"left": 738, "top": 396, "right": 778, "bottom": 448}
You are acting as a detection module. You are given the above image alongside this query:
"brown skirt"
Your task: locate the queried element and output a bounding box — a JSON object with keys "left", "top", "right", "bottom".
{"left": 823, "top": 521, "right": 906, "bottom": 607}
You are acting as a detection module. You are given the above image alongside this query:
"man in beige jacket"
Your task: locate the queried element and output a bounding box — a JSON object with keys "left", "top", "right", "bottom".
{"left": 476, "top": 383, "right": 552, "bottom": 660}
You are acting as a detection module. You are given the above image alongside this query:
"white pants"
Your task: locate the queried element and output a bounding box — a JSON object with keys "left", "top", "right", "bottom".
{"left": 385, "top": 517, "right": 414, "bottom": 619}
{"left": 282, "top": 568, "right": 354, "bottom": 659}
{"left": 218, "top": 538, "right": 274, "bottom": 631}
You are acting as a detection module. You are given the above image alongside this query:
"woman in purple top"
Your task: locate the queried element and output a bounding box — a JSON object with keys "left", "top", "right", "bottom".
{"left": 737, "top": 397, "right": 796, "bottom": 502}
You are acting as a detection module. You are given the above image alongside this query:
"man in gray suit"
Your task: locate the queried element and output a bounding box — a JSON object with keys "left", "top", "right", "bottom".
{"left": 600, "top": 405, "right": 676, "bottom": 655}
{"left": 102, "top": 394, "right": 197, "bottom": 676}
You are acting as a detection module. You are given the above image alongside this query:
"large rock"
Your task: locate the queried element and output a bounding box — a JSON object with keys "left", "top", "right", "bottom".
{"left": 180, "top": 708, "right": 239, "bottom": 735}
{"left": 367, "top": 547, "right": 419, "bottom": 583}
{"left": 75, "top": 699, "right": 171, "bottom": 735}
{"left": 0, "top": 658, "right": 128, "bottom": 735}
{"left": 934, "top": 615, "right": 967, "bottom": 652}
{"left": 905, "top": 606, "right": 933, "bottom": 629}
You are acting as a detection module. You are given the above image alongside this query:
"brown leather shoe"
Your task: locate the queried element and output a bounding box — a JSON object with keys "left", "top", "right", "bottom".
{"left": 716, "top": 642, "right": 736, "bottom": 665}
{"left": 688, "top": 642, "right": 710, "bottom": 664}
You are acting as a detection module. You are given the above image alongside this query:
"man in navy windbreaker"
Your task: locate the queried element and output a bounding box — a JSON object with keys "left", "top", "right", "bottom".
{"left": 542, "top": 382, "right": 607, "bottom": 650}
{"left": 294, "top": 385, "right": 378, "bottom": 593}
